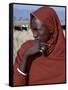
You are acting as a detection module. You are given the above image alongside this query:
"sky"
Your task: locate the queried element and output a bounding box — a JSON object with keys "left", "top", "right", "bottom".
{"left": 13, "top": 4, "right": 66, "bottom": 25}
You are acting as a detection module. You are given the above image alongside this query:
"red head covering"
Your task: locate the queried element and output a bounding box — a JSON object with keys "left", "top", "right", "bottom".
{"left": 30, "top": 6, "right": 65, "bottom": 56}
{"left": 29, "top": 6, "right": 65, "bottom": 83}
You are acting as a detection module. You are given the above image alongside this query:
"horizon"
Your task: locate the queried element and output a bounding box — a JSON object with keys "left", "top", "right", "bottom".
{"left": 13, "top": 4, "right": 66, "bottom": 25}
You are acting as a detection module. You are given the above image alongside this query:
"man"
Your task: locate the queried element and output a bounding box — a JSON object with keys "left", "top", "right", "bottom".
{"left": 13, "top": 6, "right": 65, "bottom": 86}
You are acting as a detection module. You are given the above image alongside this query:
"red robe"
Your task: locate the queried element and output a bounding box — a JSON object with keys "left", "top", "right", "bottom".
{"left": 13, "top": 6, "right": 65, "bottom": 86}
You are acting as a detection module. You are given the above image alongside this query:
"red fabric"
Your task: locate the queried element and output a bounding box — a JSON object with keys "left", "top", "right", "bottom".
{"left": 13, "top": 6, "right": 65, "bottom": 86}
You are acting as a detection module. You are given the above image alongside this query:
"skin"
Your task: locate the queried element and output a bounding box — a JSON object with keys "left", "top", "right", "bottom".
{"left": 31, "top": 17, "right": 50, "bottom": 42}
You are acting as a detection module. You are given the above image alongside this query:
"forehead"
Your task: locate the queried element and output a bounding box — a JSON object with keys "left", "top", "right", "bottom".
{"left": 31, "top": 17, "right": 43, "bottom": 28}
{"left": 32, "top": 17, "right": 41, "bottom": 24}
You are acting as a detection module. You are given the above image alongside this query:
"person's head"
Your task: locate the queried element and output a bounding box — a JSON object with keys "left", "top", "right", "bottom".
{"left": 30, "top": 6, "right": 62, "bottom": 44}
{"left": 30, "top": 6, "right": 65, "bottom": 55}
{"left": 31, "top": 16, "right": 50, "bottom": 42}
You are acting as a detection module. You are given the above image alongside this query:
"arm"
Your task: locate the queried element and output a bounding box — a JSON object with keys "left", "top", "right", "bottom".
{"left": 18, "top": 52, "right": 28, "bottom": 76}
{"left": 13, "top": 53, "right": 27, "bottom": 86}
{"left": 13, "top": 40, "right": 40, "bottom": 86}
{"left": 13, "top": 41, "right": 31, "bottom": 86}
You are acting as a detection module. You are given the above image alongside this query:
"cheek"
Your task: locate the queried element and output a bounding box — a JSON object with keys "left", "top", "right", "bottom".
{"left": 39, "top": 30, "right": 50, "bottom": 40}
{"left": 38, "top": 30, "right": 45, "bottom": 36}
